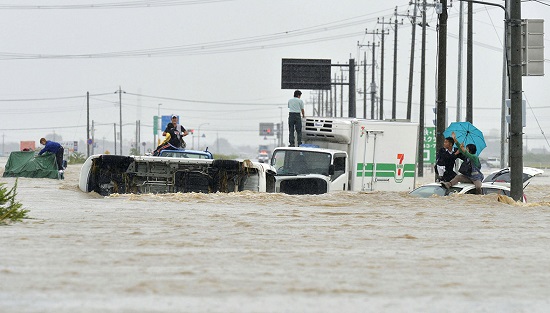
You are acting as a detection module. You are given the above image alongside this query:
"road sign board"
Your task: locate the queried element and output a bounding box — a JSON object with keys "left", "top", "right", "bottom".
{"left": 424, "top": 127, "right": 436, "bottom": 163}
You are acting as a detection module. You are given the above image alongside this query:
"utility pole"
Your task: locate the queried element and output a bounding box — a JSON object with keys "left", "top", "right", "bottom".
{"left": 456, "top": 0, "right": 464, "bottom": 121}
{"left": 406, "top": 1, "right": 420, "bottom": 121}
{"left": 363, "top": 50, "right": 367, "bottom": 119}
{"left": 370, "top": 40, "right": 377, "bottom": 120}
{"left": 501, "top": 13, "right": 509, "bottom": 170}
{"left": 417, "top": 0, "right": 428, "bottom": 177}
{"left": 435, "top": 0, "right": 448, "bottom": 179}
{"left": 349, "top": 58, "right": 356, "bottom": 118}
{"left": 113, "top": 123, "right": 117, "bottom": 155}
{"left": 363, "top": 29, "right": 381, "bottom": 120}
{"left": 317, "top": 90, "right": 321, "bottom": 116}
{"left": 91, "top": 120, "right": 95, "bottom": 155}
{"left": 340, "top": 70, "right": 344, "bottom": 117}
{"left": 377, "top": 18, "right": 390, "bottom": 120}
{"left": 509, "top": 0, "right": 523, "bottom": 201}
{"left": 135, "top": 120, "right": 139, "bottom": 155}
{"left": 358, "top": 37, "right": 378, "bottom": 119}
{"left": 86, "top": 91, "right": 90, "bottom": 158}
{"left": 466, "top": 1, "right": 473, "bottom": 123}
{"left": 115, "top": 86, "right": 125, "bottom": 155}
{"left": 333, "top": 73, "right": 338, "bottom": 117}
{"left": 329, "top": 79, "right": 333, "bottom": 117}
{"left": 322, "top": 90, "right": 325, "bottom": 116}
{"left": 391, "top": 7, "right": 404, "bottom": 120}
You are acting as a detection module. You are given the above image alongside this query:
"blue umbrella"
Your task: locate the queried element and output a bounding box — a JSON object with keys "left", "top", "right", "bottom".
{"left": 443, "top": 121, "right": 486, "bottom": 156}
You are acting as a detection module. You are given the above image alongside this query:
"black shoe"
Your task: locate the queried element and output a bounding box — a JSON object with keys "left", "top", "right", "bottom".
{"left": 440, "top": 182, "right": 450, "bottom": 190}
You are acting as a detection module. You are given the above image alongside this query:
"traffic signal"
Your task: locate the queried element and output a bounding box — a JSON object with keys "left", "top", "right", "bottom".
{"left": 259, "top": 123, "right": 274, "bottom": 136}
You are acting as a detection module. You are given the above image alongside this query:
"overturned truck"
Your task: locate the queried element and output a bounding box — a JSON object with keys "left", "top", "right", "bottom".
{"left": 79, "top": 154, "right": 276, "bottom": 196}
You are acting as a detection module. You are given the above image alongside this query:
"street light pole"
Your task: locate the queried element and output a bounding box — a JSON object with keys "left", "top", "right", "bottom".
{"left": 114, "top": 86, "right": 125, "bottom": 155}
{"left": 197, "top": 123, "right": 210, "bottom": 150}
{"left": 279, "top": 106, "right": 284, "bottom": 147}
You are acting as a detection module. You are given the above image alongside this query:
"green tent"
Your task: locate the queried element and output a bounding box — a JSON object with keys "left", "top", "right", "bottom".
{"left": 2, "top": 151, "right": 60, "bottom": 179}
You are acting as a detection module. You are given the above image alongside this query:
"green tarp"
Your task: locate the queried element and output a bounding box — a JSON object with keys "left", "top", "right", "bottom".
{"left": 2, "top": 151, "right": 60, "bottom": 179}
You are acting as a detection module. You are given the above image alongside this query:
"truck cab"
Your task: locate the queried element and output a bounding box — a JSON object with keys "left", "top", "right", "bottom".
{"left": 270, "top": 147, "right": 348, "bottom": 194}
{"left": 272, "top": 117, "right": 418, "bottom": 195}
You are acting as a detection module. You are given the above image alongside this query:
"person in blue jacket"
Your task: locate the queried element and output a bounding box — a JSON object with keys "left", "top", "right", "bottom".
{"left": 38, "top": 138, "right": 65, "bottom": 173}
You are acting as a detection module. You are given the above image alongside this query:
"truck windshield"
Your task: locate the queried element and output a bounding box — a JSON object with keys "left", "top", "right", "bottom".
{"left": 271, "top": 150, "right": 331, "bottom": 175}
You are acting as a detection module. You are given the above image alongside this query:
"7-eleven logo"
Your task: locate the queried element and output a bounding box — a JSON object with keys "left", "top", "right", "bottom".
{"left": 396, "top": 154, "right": 405, "bottom": 178}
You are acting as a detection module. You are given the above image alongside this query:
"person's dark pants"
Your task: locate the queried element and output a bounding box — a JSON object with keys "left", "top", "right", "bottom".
{"left": 56, "top": 147, "right": 64, "bottom": 171}
{"left": 288, "top": 113, "right": 302, "bottom": 147}
{"left": 153, "top": 143, "right": 177, "bottom": 156}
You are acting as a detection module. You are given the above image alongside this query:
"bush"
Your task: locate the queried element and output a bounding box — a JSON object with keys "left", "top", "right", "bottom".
{"left": 68, "top": 152, "right": 86, "bottom": 164}
{"left": 0, "top": 180, "right": 28, "bottom": 225}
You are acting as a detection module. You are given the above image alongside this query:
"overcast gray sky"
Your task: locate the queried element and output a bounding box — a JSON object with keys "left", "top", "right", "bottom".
{"left": 0, "top": 0, "right": 549, "bottom": 153}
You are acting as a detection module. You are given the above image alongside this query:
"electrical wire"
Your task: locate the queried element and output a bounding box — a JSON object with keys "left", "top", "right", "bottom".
{"left": 523, "top": 92, "right": 550, "bottom": 150}
{"left": 529, "top": 0, "right": 550, "bottom": 7}
{"left": 0, "top": 6, "right": 398, "bottom": 60}
{"left": 0, "top": 0, "right": 233, "bottom": 10}
{"left": 0, "top": 93, "right": 111, "bottom": 101}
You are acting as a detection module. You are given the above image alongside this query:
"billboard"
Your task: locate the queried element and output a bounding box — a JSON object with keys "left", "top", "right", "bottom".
{"left": 281, "top": 58, "right": 331, "bottom": 90}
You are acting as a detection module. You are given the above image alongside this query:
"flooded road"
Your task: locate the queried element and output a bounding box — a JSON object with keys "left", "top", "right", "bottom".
{"left": 1, "top": 159, "right": 550, "bottom": 312}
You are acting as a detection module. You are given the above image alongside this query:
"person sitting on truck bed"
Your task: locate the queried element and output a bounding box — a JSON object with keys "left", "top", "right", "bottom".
{"left": 153, "top": 123, "right": 180, "bottom": 156}
{"left": 164, "top": 115, "right": 189, "bottom": 149}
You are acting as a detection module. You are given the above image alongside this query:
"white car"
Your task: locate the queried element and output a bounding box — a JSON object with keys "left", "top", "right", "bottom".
{"left": 409, "top": 167, "right": 544, "bottom": 202}
{"left": 483, "top": 157, "right": 501, "bottom": 168}
{"left": 258, "top": 152, "right": 269, "bottom": 163}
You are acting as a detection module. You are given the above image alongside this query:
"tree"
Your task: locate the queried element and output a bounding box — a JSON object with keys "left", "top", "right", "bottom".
{"left": 0, "top": 180, "right": 28, "bottom": 225}
{"left": 129, "top": 147, "right": 140, "bottom": 156}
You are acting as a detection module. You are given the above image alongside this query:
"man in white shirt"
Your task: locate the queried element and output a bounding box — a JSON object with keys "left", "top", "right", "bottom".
{"left": 287, "top": 90, "right": 305, "bottom": 147}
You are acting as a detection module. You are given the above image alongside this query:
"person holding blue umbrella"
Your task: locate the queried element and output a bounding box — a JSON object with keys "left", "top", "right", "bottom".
{"left": 442, "top": 121, "right": 486, "bottom": 156}
{"left": 441, "top": 131, "right": 484, "bottom": 194}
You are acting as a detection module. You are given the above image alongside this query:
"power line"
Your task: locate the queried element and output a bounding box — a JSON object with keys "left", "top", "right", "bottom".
{"left": 0, "top": 0, "right": 233, "bottom": 10}
{"left": 529, "top": 0, "right": 550, "bottom": 7}
{"left": 0, "top": 92, "right": 111, "bottom": 102}
{"left": 123, "top": 92, "right": 281, "bottom": 106}
{"left": 0, "top": 9, "right": 395, "bottom": 60}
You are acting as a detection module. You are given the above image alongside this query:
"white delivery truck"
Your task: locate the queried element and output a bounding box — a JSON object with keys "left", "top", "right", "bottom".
{"left": 271, "top": 117, "right": 419, "bottom": 194}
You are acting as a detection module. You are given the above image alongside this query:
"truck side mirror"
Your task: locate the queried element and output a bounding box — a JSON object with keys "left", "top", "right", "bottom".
{"left": 328, "top": 165, "right": 335, "bottom": 175}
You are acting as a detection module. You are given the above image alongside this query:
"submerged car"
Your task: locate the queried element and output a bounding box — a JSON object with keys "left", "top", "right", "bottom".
{"left": 409, "top": 167, "right": 544, "bottom": 202}
{"left": 258, "top": 152, "right": 269, "bottom": 163}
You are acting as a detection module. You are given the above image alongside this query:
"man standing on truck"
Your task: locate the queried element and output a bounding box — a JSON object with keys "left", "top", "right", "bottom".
{"left": 287, "top": 90, "right": 305, "bottom": 147}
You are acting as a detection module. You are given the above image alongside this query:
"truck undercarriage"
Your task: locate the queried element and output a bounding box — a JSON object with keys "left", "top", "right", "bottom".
{"left": 83, "top": 155, "right": 275, "bottom": 196}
